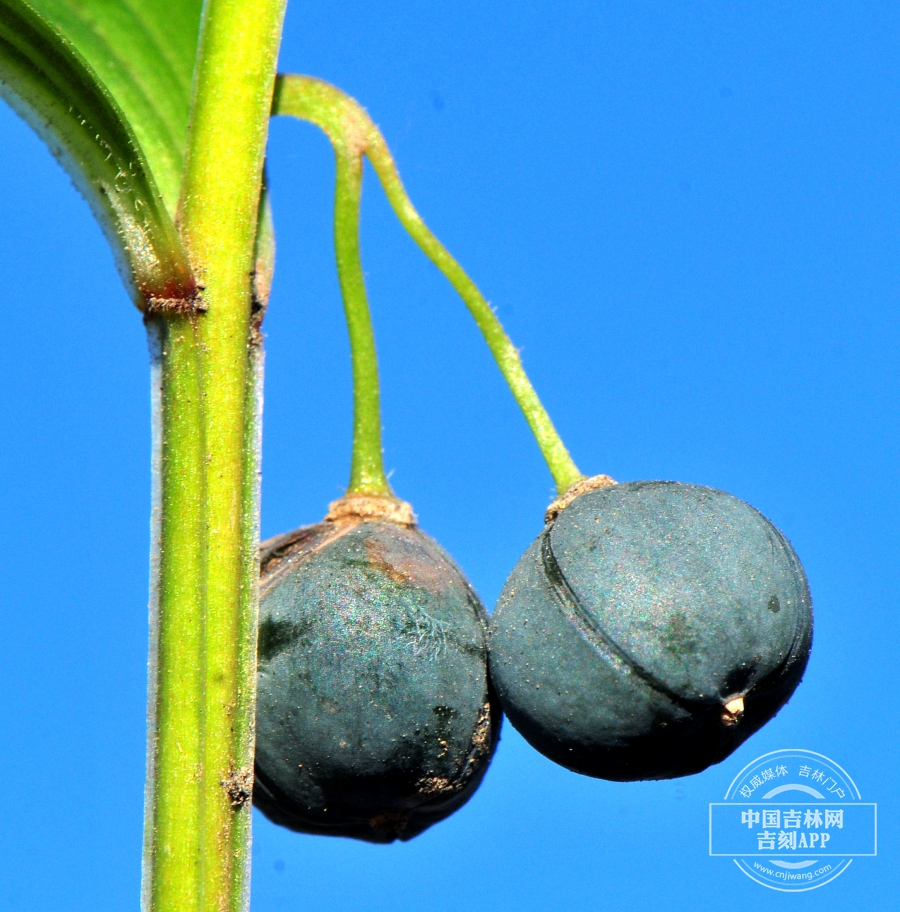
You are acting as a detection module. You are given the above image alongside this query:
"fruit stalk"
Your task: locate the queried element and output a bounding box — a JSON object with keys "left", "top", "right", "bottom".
{"left": 142, "top": 1, "right": 286, "bottom": 910}
{"left": 332, "top": 140, "right": 394, "bottom": 496}
{"left": 273, "top": 75, "right": 584, "bottom": 495}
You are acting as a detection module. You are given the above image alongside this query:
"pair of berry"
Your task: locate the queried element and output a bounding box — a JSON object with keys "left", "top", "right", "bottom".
{"left": 255, "top": 79, "right": 813, "bottom": 843}
{"left": 253, "top": 478, "right": 813, "bottom": 843}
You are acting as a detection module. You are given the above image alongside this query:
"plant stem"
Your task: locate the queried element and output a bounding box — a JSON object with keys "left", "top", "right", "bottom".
{"left": 144, "top": 315, "right": 206, "bottom": 912}
{"left": 143, "top": 1, "right": 286, "bottom": 910}
{"left": 273, "top": 75, "right": 584, "bottom": 496}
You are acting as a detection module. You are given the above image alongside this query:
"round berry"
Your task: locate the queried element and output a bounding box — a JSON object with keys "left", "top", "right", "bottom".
{"left": 254, "top": 506, "right": 499, "bottom": 842}
{"left": 489, "top": 481, "right": 812, "bottom": 780}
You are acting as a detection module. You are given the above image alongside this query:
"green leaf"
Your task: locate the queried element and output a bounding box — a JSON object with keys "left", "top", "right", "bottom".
{"left": 0, "top": 0, "right": 199, "bottom": 304}
{"left": 27, "top": 0, "right": 202, "bottom": 215}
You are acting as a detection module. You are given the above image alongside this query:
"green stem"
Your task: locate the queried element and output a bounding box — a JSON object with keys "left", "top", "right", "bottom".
{"left": 144, "top": 314, "right": 206, "bottom": 911}
{"left": 143, "top": 1, "right": 286, "bottom": 910}
{"left": 334, "top": 144, "right": 393, "bottom": 496}
{"left": 272, "top": 75, "right": 584, "bottom": 496}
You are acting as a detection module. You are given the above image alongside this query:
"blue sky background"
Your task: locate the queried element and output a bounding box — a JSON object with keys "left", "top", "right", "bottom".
{"left": 0, "top": 1, "right": 896, "bottom": 909}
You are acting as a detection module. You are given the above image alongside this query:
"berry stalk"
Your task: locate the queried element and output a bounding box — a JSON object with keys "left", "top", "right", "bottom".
{"left": 333, "top": 141, "right": 394, "bottom": 496}
{"left": 273, "top": 75, "right": 584, "bottom": 496}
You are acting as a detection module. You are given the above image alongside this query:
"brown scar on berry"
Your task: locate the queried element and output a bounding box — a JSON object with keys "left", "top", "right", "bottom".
{"left": 363, "top": 535, "right": 460, "bottom": 594}
{"left": 364, "top": 537, "right": 410, "bottom": 585}
{"left": 222, "top": 766, "right": 254, "bottom": 808}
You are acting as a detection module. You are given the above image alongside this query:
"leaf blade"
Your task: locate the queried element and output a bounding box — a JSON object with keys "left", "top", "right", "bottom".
{"left": 0, "top": 0, "right": 195, "bottom": 303}
{"left": 27, "top": 0, "right": 202, "bottom": 212}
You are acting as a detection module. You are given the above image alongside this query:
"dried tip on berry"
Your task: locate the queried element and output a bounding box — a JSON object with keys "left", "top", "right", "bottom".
{"left": 722, "top": 696, "right": 745, "bottom": 727}
{"left": 326, "top": 493, "right": 417, "bottom": 526}
{"left": 545, "top": 474, "right": 617, "bottom": 524}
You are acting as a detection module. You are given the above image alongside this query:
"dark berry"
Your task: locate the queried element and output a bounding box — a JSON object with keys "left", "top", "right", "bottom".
{"left": 254, "top": 499, "right": 500, "bottom": 842}
{"left": 488, "top": 480, "right": 812, "bottom": 781}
